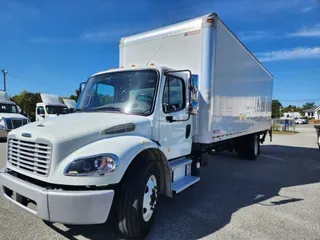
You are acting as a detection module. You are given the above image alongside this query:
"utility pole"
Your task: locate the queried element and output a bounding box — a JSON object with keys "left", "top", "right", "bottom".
{"left": 279, "top": 106, "right": 282, "bottom": 119}
{"left": 1, "top": 69, "right": 8, "bottom": 91}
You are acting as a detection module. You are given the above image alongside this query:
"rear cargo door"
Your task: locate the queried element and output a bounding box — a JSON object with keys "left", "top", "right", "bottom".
{"left": 159, "top": 72, "right": 192, "bottom": 159}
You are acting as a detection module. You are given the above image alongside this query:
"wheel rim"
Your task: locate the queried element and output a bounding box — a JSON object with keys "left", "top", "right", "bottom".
{"left": 254, "top": 136, "right": 259, "bottom": 156}
{"left": 142, "top": 175, "right": 158, "bottom": 222}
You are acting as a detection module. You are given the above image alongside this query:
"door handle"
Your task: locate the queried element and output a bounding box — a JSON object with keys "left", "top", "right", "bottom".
{"left": 166, "top": 116, "right": 174, "bottom": 123}
{"left": 185, "top": 124, "right": 191, "bottom": 138}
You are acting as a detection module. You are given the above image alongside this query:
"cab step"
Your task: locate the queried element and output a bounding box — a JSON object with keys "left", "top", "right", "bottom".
{"left": 172, "top": 176, "right": 200, "bottom": 193}
{"left": 169, "top": 157, "right": 200, "bottom": 194}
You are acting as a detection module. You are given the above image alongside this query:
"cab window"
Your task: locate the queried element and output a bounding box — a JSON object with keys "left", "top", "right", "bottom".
{"left": 162, "top": 76, "right": 185, "bottom": 113}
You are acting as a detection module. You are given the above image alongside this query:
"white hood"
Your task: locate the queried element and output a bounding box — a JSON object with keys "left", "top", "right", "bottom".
{"left": 9, "top": 112, "right": 152, "bottom": 151}
{"left": 0, "top": 113, "right": 27, "bottom": 119}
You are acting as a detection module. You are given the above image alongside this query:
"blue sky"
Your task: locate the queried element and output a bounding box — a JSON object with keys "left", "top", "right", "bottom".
{"left": 0, "top": 0, "right": 319, "bottom": 107}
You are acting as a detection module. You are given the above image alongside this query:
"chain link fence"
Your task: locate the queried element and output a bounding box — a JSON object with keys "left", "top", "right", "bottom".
{"left": 272, "top": 119, "right": 296, "bottom": 132}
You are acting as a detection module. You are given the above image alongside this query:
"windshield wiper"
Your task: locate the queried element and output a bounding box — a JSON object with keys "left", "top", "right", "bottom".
{"left": 91, "top": 106, "right": 126, "bottom": 114}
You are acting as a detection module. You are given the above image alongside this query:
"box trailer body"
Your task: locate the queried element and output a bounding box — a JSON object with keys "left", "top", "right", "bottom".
{"left": 120, "top": 13, "right": 273, "bottom": 144}
{"left": 0, "top": 13, "right": 273, "bottom": 239}
{"left": 62, "top": 98, "right": 77, "bottom": 112}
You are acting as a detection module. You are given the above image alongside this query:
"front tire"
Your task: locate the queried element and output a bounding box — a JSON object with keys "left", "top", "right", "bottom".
{"left": 116, "top": 161, "right": 160, "bottom": 239}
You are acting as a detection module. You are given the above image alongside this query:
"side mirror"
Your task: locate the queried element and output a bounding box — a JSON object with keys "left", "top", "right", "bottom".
{"left": 188, "top": 74, "right": 199, "bottom": 115}
{"left": 79, "top": 82, "right": 86, "bottom": 93}
{"left": 191, "top": 74, "right": 199, "bottom": 101}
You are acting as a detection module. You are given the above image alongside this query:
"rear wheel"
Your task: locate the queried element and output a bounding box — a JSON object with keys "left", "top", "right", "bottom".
{"left": 247, "top": 134, "right": 260, "bottom": 160}
{"left": 237, "top": 134, "right": 260, "bottom": 160}
{"left": 116, "top": 161, "right": 160, "bottom": 239}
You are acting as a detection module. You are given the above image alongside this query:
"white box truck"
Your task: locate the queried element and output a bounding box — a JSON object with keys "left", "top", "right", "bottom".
{"left": 0, "top": 91, "right": 30, "bottom": 140}
{"left": 0, "top": 13, "right": 273, "bottom": 239}
{"left": 36, "top": 94, "right": 70, "bottom": 121}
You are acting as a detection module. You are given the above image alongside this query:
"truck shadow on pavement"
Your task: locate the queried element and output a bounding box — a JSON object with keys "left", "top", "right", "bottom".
{"left": 45, "top": 144, "right": 320, "bottom": 240}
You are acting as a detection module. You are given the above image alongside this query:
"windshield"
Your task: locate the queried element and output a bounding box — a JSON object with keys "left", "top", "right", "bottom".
{"left": 76, "top": 70, "right": 158, "bottom": 115}
{"left": 45, "top": 105, "right": 69, "bottom": 115}
{"left": 0, "top": 103, "right": 19, "bottom": 113}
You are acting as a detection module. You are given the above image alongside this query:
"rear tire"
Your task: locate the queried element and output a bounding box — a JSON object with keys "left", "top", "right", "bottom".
{"left": 116, "top": 161, "right": 160, "bottom": 239}
{"left": 247, "top": 134, "right": 260, "bottom": 160}
{"left": 237, "top": 134, "right": 260, "bottom": 160}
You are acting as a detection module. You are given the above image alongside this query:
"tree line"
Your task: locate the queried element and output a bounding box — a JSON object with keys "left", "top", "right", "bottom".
{"left": 272, "top": 100, "right": 316, "bottom": 118}
{"left": 11, "top": 89, "right": 80, "bottom": 121}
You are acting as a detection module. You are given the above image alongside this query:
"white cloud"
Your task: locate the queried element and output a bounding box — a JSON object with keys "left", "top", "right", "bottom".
{"left": 238, "top": 31, "right": 270, "bottom": 41}
{"left": 81, "top": 31, "right": 115, "bottom": 43}
{"left": 0, "top": 1, "right": 40, "bottom": 24}
{"left": 210, "top": 0, "right": 315, "bottom": 19}
{"left": 28, "top": 28, "right": 145, "bottom": 44}
{"left": 28, "top": 36, "right": 70, "bottom": 43}
{"left": 256, "top": 47, "right": 320, "bottom": 62}
{"left": 288, "top": 25, "right": 320, "bottom": 37}
{"left": 81, "top": 28, "right": 147, "bottom": 43}
{"left": 301, "top": 6, "right": 314, "bottom": 12}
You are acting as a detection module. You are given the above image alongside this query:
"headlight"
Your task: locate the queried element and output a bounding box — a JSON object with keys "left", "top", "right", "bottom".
{"left": 64, "top": 154, "right": 119, "bottom": 176}
{"left": 0, "top": 118, "right": 7, "bottom": 130}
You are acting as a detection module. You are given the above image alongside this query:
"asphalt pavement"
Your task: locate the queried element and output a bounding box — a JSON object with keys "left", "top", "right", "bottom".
{"left": 0, "top": 124, "right": 319, "bottom": 240}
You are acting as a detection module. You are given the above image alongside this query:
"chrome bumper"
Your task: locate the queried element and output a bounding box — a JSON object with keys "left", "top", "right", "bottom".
{"left": 0, "top": 171, "right": 114, "bottom": 224}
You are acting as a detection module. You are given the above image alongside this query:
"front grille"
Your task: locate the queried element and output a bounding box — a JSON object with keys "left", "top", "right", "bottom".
{"left": 7, "top": 138, "right": 52, "bottom": 176}
{"left": 6, "top": 118, "right": 28, "bottom": 130}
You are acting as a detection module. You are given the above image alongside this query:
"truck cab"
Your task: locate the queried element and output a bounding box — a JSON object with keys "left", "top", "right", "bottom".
{"left": 36, "top": 94, "right": 70, "bottom": 121}
{"left": 1, "top": 66, "right": 199, "bottom": 238}
{"left": 77, "top": 67, "right": 197, "bottom": 160}
{"left": 0, "top": 91, "right": 30, "bottom": 140}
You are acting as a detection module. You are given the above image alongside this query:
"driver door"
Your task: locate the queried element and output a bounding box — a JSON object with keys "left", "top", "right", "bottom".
{"left": 159, "top": 72, "right": 193, "bottom": 160}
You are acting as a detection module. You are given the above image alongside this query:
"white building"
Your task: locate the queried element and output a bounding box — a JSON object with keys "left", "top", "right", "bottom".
{"left": 303, "top": 106, "right": 320, "bottom": 119}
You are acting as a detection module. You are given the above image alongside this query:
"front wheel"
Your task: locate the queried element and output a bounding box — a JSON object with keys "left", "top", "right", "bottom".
{"left": 116, "top": 161, "right": 160, "bottom": 239}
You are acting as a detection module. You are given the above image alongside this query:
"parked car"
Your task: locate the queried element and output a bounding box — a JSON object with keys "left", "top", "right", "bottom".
{"left": 295, "top": 118, "right": 307, "bottom": 124}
